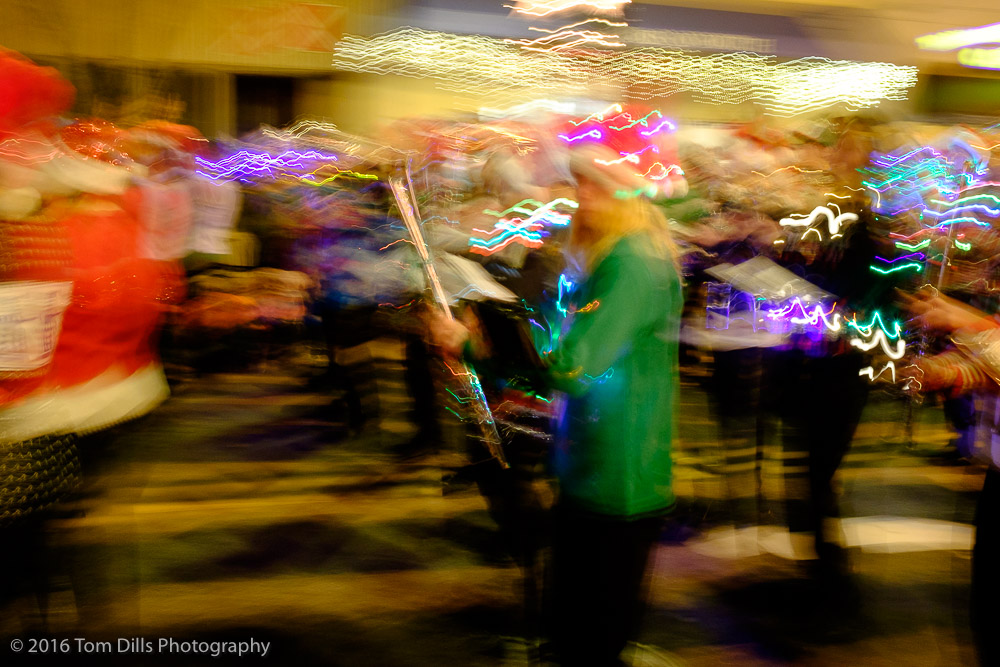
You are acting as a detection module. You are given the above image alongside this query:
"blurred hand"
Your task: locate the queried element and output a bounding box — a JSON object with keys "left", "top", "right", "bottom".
{"left": 899, "top": 289, "right": 994, "bottom": 334}
{"left": 425, "top": 309, "right": 469, "bottom": 357}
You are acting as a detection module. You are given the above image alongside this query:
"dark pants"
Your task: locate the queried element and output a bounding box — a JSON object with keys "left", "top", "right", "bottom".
{"left": 973, "top": 467, "right": 1000, "bottom": 666}
{"left": 771, "top": 350, "right": 869, "bottom": 569}
{"left": 550, "top": 506, "right": 663, "bottom": 666}
{"left": 70, "top": 418, "right": 149, "bottom": 634}
{"left": 709, "top": 348, "right": 766, "bottom": 527}
{"left": 320, "top": 304, "right": 377, "bottom": 430}
{"left": 944, "top": 395, "right": 977, "bottom": 459}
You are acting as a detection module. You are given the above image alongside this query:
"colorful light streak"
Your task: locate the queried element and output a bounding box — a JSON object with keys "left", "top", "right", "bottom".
{"left": 869, "top": 262, "right": 923, "bottom": 275}
{"left": 642, "top": 163, "right": 684, "bottom": 180}
{"left": 479, "top": 99, "right": 577, "bottom": 118}
{"left": 559, "top": 129, "right": 603, "bottom": 143}
{"left": 916, "top": 23, "right": 1000, "bottom": 52}
{"left": 484, "top": 197, "right": 578, "bottom": 227}
{"left": 469, "top": 218, "right": 545, "bottom": 255}
{"left": 849, "top": 329, "right": 906, "bottom": 359}
{"left": 195, "top": 149, "right": 340, "bottom": 181}
{"left": 378, "top": 239, "right": 415, "bottom": 251}
{"left": 0, "top": 136, "right": 61, "bottom": 163}
{"left": 753, "top": 165, "right": 824, "bottom": 178}
{"left": 506, "top": 25, "right": 626, "bottom": 53}
{"left": 928, "top": 193, "right": 1000, "bottom": 216}
{"left": 620, "top": 145, "right": 659, "bottom": 159}
{"left": 556, "top": 273, "right": 575, "bottom": 317}
{"left": 505, "top": 0, "right": 632, "bottom": 17}
{"left": 707, "top": 293, "right": 908, "bottom": 374}
{"left": 261, "top": 119, "right": 343, "bottom": 139}
{"left": 479, "top": 126, "right": 537, "bottom": 150}
{"left": 847, "top": 312, "right": 903, "bottom": 339}
{"left": 930, "top": 216, "right": 991, "bottom": 229}
{"left": 594, "top": 153, "right": 641, "bottom": 166}
{"left": 471, "top": 218, "right": 544, "bottom": 239}
{"left": 779, "top": 205, "right": 859, "bottom": 236}
{"left": 924, "top": 205, "right": 1000, "bottom": 221}
{"left": 765, "top": 298, "right": 842, "bottom": 332}
{"left": 299, "top": 171, "right": 378, "bottom": 186}
{"left": 569, "top": 103, "right": 623, "bottom": 127}
{"left": 379, "top": 299, "right": 419, "bottom": 310}
{"left": 533, "top": 18, "right": 629, "bottom": 32}
{"left": 874, "top": 252, "right": 926, "bottom": 264}
{"left": 639, "top": 119, "right": 677, "bottom": 137}
{"left": 862, "top": 145, "right": 998, "bottom": 222}
{"left": 859, "top": 361, "right": 896, "bottom": 383}
{"left": 895, "top": 240, "right": 930, "bottom": 251}
{"left": 584, "top": 367, "right": 615, "bottom": 383}
{"left": 607, "top": 110, "right": 663, "bottom": 131}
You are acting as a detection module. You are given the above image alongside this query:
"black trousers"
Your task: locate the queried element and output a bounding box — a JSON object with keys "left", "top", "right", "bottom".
{"left": 709, "top": 347, "right": 766, "bottom": 527}
{"left": 550, "top": 506, "right": 663, "bottom": 666}
{"left": 769, "top": 350, "right": 869, "bottom": 567}
{"left": 973, "top": 467, "right": 1000, "bottom": 666}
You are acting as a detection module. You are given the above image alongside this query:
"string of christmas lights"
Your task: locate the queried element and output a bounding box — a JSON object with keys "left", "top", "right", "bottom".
{"left": 331, "top": 28, "right": 917, "bottom": 117}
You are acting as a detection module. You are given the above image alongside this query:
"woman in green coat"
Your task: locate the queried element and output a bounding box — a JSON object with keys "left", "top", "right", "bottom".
{"left": 430, "top": 143, "right": 682, "bottom": 665}
{"left": 545, "top": 144, "right": 682, "bottom": 666}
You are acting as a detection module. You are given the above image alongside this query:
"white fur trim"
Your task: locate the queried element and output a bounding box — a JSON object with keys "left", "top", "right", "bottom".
{"left": 0, "top": 364, "right": 169, "bottom": 444}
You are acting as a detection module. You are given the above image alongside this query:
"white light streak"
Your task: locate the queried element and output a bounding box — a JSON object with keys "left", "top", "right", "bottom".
{"left": 332, "top": 28, "right": 917, "bottom": 117}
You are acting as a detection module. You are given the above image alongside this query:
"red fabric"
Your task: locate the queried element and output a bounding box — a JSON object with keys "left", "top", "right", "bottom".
{"left": 0, "top": 49, "right": 74, "bottom": 137}
{"left": 560, "top": 104, "right": 680, "bottom": 187}
{"left": 60, "top": 119, "right": 127, "bottom": 163}
{"left": 129, "top": 121, "right": 206, "bottom": 154}
{"left": 121, "top": 180, "right": 194, "bottom": 261}
{"left": 47, "top": 200, "right": 168, "bottom": 390}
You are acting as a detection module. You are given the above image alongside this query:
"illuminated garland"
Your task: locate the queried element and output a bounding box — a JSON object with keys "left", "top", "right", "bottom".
{"left": 331, "top": 28, "right": 917, "bottom": 117}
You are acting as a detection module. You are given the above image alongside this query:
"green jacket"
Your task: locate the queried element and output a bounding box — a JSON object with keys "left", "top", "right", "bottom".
{"left": 547, "top": 234, "right": 681, "bottom": 519}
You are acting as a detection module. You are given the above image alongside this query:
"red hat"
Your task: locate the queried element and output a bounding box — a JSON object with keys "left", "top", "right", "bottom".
{"left": 0, "top": 49, "right": 74, "bottom": 137}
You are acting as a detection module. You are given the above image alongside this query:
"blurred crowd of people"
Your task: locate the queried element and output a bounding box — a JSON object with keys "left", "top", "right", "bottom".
{"left": 5, "top": 45, "right": 1000, "bottom": 665}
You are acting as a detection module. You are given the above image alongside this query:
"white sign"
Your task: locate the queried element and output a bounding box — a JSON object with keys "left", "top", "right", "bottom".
{"left": 0, "top": 281, "right": 73, "bottom": 372}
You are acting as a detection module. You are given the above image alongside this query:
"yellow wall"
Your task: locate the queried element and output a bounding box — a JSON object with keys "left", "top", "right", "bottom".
{"left": 294, "top": 75, "right": 484, "bottom": 135}
{"left": 0, "top": 0, "right": 398, "bottom": 73}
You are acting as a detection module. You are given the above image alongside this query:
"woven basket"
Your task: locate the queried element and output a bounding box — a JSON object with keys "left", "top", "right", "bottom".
{"left": 0, "top": 434, "right": 80, "bottom": 527}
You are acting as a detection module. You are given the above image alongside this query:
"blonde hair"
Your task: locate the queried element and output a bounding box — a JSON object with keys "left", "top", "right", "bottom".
{"left": 568, "top": 144, "right": 680, "bottom": 273}
{"left": 570, "top": 194, "right": 680, "bottom": 273}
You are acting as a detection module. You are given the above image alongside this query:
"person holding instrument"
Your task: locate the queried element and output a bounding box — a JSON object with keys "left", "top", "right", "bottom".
{"left": 432, "top": 143, "right": 683, "bottom": 666}
{"left": 902, "top": 288, "right": 1000, "bottom": 666}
